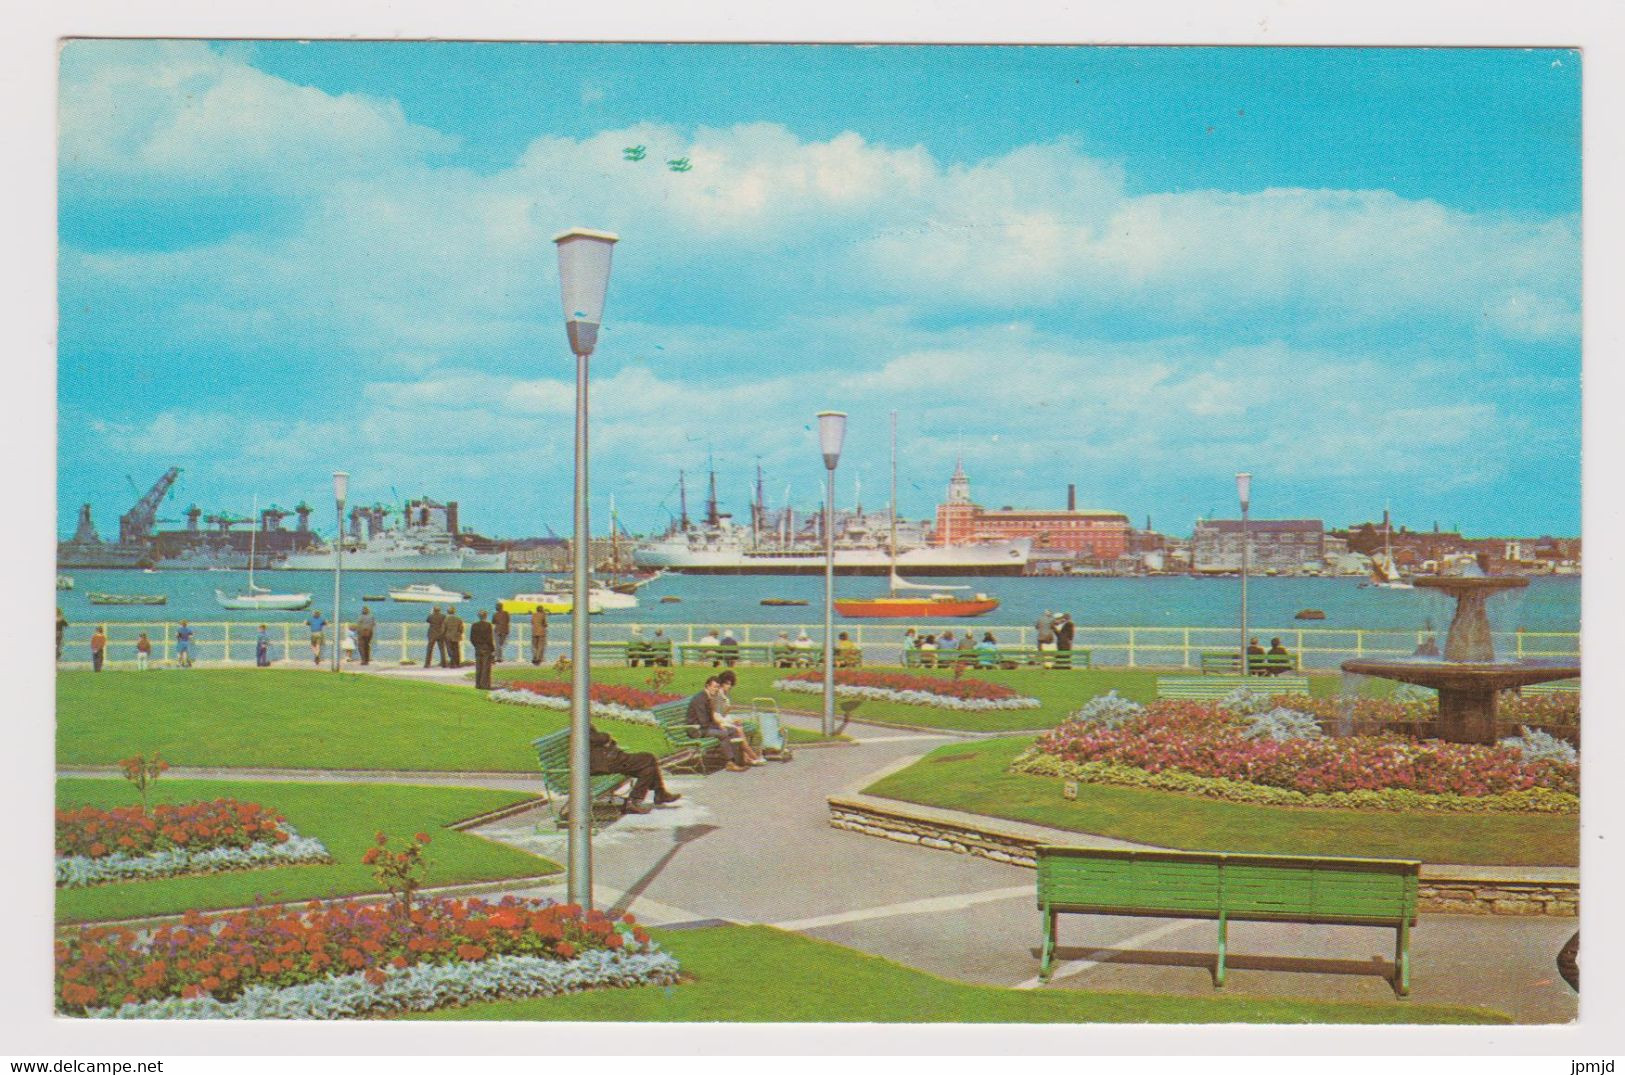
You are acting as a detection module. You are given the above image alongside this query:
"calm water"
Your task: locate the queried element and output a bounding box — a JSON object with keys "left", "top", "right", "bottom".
{"left": 57, "top": 569, "right": 1580, "bottom": 634}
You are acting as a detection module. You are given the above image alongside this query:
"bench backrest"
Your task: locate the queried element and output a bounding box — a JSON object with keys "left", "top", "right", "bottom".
{"left": 531, "top": 731, "right": 573, "bottom": 789}
{"left": 1036, "top": 846, "right": 1417, "bottom": 924}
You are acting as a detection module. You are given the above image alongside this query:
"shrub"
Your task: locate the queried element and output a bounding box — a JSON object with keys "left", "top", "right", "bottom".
{"left": 1218, "top": 687, "right": 1274, "bottom": 716}
{"left": 119, "top": 753, "right": 169, "bottom": 814}
{"left": 1241, "top": 707, "right": 1322, "bottom": 742}
{"left": 1070, "top": 690, "right": 1145, "bottom": 729}
{"left": 1499, "top": 726, "right": 1578, "bottom": 767}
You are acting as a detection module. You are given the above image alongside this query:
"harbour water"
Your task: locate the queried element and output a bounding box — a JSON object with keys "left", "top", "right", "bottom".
{"left": 57, "top": 569, "right": 1580, "bottom": 634}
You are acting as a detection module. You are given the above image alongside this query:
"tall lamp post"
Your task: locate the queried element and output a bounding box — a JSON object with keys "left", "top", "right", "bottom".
{"left": 331, "top": 471, "right": 348, "bottom": 672}
{"left": 1237, "top": 472, "right": 1251, "bottom": 671}
{"left": 555, "top": 227, "right": 618, "bottom": 910}
{"left": 817, "top": 411, "right": 847, "bottom": 737}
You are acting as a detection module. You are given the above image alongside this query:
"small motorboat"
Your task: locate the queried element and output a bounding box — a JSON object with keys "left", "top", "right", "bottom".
{"left": 498, "top": 592, "right": 604, "bottom": 616}
{"left": 1295, "top": 608, "right": 1327, "bottom": 620}
{"left": 56, "top": 575, "right": 74, "bottom": 591}
{"left": 363, "top": 594, "right": 389, "bottom": 603}
{"left": 760, "top": 598, "right": 809, "bottom": 606}
{"left": 388, "top": 583, "right": 472, "bottom": 604}
{"left": 660, "top": 595, "right": 682, "bottom": 603}
{"left": 88, "top": 592, "right": 167, "bottom": 606}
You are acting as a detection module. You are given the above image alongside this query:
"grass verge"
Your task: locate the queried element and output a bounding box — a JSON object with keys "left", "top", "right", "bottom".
{"left": 56, "top": 778, "right": 556, "bottom": 922}
{"left": 863, "top": 738, "right": 1578, "bottom": 867}
{"left": 410, "top": 924, "right": 1506, "bottom": 1024}
{"left": 57, "top": 669, "right": 669, "bottom": 771}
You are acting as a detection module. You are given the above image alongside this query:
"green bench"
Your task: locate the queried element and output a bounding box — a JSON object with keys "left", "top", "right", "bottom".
{"left": 1201, "top": 650, "right": 1299, "bottom": 675}
{"left": 586, "top": 639, "right": 674, "bottom": 666}
{"left": 650, "top": 699, "right": 760, "bottom": 774}
{"left": 1036, "top": 845, "right": 1419, "bottom": 995}
{"left": 1157, "top": 674, "right": 1310, "bottom": 700}
{"left": 676, "top": 641, "right": 776, "bottom": 666}
{"left": 530, "top": 729, "right": 631, "bottom": 827}
{"left": 1512, "top": 680, "right": 1579, "bottom": 696}
{"left": 903, "top": 646, "right": 1092, "bottom": 670}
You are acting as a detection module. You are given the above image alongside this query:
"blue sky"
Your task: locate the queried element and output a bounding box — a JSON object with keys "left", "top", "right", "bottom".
{"left": 57, "top": 41, "right": 1581, "bottom": 541}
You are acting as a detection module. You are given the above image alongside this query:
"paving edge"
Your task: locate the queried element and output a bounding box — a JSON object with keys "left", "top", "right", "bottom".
{"left": 827, "top": 796, "right": 1578, "bottom": 917}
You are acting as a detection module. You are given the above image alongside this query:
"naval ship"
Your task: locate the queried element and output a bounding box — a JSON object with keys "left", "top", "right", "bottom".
{"left": 280, "top": 496, "right": 508, "bottom": 572}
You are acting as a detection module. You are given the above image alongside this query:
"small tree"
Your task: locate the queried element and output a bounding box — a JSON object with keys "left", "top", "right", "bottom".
{"left": 644, "top": 667, "right": 675, "bottom": 693}
{"left": 551, "top": 655, "right": 573, "bottom": 682}
{"left": 361, "top": 831, "right": 433, "bottom": 919}
{"left": 119, "top": 753, "right": 169, "bottom": 814}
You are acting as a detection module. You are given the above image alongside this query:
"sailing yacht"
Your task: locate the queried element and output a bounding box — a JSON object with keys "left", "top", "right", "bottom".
{"left": 1363, "top": 509, "right": 1414, "bottom": 590}
{"left": 216, "top": 498, "right": 313, "bottom": 610}
{"left": 832, "top": 415, "right": 1000, "bottom": 619}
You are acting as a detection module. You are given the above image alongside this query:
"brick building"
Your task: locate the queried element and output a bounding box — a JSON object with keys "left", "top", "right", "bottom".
{"left": 1191, "top": 518, "right": 1326, "bottom": 573}
{"left": 933, "top": 462, "right": 1130, "bottom": 561}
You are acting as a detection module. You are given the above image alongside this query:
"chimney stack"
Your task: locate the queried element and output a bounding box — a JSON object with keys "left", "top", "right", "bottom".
{"left": 447, "top": 501, "right": 460, "bottom": 537}
{"left": 1067, "top": 484, "right": 1076, "bottom": 511}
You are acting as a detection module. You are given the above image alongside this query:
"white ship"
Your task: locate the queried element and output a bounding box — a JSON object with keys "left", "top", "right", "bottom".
{"left": 281, "top": 496, "right": 508, "bottom": 572}
{"left": 635, "top": 512, "right": 1030, "bottom": 576}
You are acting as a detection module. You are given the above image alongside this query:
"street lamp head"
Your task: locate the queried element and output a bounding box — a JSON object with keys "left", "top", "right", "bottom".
{"left": 817, "top": 411, "right": 847, "bottom": 471}
{"left": 554, "top": 228, "right": 619, "bottom": 356}
{"left": 333, "top": 471, "right": 349, "bottom": 505}
{"left": 1235, "top": 472, "right": 1251, "bottom": 513}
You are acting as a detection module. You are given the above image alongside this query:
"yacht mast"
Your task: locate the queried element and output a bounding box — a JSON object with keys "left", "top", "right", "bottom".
{"left": 889, "top": 411, "right": 899, "bottom": 596}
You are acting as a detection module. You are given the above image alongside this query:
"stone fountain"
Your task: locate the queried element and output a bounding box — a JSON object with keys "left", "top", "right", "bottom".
{"left": 1341, "top": 576, "right": 1579, "bottom": 744}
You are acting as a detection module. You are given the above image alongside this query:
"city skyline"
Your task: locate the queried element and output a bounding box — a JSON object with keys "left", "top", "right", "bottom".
{"left": 58, "top": 42, "right": 1582, "bottom": 540}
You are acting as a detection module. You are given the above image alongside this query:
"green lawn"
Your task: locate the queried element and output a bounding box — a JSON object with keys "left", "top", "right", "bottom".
{"left": 411, "top": 924, "right": 1506, "bottom": 1024}
{"left": 864, "top": 738, "right": 1579, "bottom": 867}
{"left": 56, "top": 778, "right": 556, "bottom": 922}
{"left": 57, "top": 669, "right": 670, "bottom": 772}
{"left": 498, "top": 663, "right": 1350, "bottom": 733}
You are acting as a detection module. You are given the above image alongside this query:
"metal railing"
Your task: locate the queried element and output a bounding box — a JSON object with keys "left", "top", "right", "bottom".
{"left": 55, "top": 620, "right": 1580, "bottom": 671}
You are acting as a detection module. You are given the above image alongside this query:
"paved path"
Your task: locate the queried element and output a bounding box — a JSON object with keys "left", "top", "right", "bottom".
{"left": 60, "top": 710, "right": 1578, "bottom": 1022}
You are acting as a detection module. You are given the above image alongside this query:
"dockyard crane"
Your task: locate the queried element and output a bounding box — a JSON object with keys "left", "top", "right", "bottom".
{"left": 118, "top": 467, "right": 181, "bottom": 545}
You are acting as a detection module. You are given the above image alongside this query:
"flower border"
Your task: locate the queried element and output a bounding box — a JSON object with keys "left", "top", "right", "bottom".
{"left": 57, "top": 830, "right": 334, "bottom": 888}
{"left": 488, "top": 687, "right": 659, "bottom": 726}
{"left": 772, "top": 678, "right": 1040, "bottom": 711}
{"left": 81, "top": 947, "right": 681, "bottom": 1020}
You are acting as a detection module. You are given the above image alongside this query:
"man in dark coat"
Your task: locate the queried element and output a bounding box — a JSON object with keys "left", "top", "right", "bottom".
{"left": 443, "top": 609, "right": 465, "bottom": 668}
{"left": 356, "top": 606, "right": 377, "bottom": 666}
{"left": 530, "top": 607, "right": 548, "bottom": 665}
{"left": 424, "top": 606, "right": 445, "bottom": 668}
{"left": 492, "top": 606, "right": 511, "bottom": 663}
{"left": 590, "top": 724, "right": 680, "bottom": 815}
{"left": 1054, "top": 612, "right": 1076, "bottom": 669}
{"left": 470, "top": 609, "right": 496, "bottom": 689}
{"left": 686, "top": 676, "right": 746, "bottom": 771}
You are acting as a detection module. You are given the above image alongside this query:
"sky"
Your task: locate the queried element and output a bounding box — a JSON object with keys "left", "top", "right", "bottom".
{"left": 56, "top": 41, "right": 1582, "bottom": 542}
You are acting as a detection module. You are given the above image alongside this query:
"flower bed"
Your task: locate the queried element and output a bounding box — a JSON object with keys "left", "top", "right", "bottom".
{"left": 56, "top": 895, "right": 677, "bottom": 1018}
{"left": 56, "top": 800, "right": 334, "bottom": 887}
{"left": 490, "top": 680, "right": 684, "bottom": 725}
{"left": 1023, "top": 699, "right": 1577, "bottom": 812}
{"left": 772, "top": 669, "right": 1040, "bottom": 711}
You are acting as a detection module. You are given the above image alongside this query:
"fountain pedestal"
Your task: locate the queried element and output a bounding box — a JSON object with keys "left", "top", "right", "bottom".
{"left": 1340, "top": 576, "right": 1578, "bottom": 744}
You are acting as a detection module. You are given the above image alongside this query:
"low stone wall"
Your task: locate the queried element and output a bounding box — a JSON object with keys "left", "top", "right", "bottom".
{"left": 828, "top": 796, "right": 1577, "bottom": 917}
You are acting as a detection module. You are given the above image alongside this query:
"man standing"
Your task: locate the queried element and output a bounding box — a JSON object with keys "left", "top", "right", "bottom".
{"left": 491, "top": 605, "right": 510, "bottom": 663}
{"left": 1054, "top": 611, "right": 1075, "bottom": 669}
{"left": 424, "top": 606, "right": 445, "bottom": 668}
{"left": 356, "top": 606, "right": 376, "bottom": 666}
{"left": 56, "top": 608, "right": 68, "bottom": 663}
{"left": 89, "top": 625, "right": 107, "bottom": 672}
{"left": 443, "top": 608, "right": 465, "bottom": 669}
{"left": 256, "top": 624, "right": 272, "bottom": 667}
{"left": 470, "top": 609, "right": 496, "bottom": 690}
{"left": 1035, "top": 610, "right": 1055, "bottom": 668}
{"left": 530, "top": 607, "right": 548, "bottom": 666}
{"left": 590, "top": 723, "right": 680, "bottom": 815}
{"left": 305, "top": 609, "right": 326, "bottom": 665}
{"left": 175, "top": 620, "right": 194, "bottom": 667}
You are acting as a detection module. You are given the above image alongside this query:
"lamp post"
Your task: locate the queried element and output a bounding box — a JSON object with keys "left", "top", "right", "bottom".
{"left": 1236, "top": 472, "right": 1251, "bottom": 672}
{"left": 331, "top": 471, "right": 348, "bottom": 672}
{"left": 817, "top": 411, "right": 847, "bottom": 737}
{"left": 554, "top": 227, "right": 618, "bottom": 910}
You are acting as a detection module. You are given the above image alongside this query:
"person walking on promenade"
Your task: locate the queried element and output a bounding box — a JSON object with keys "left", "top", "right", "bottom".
{"left": 530, "top": 606, "right": 548, "bottom": 665}
{"left": 686, "top": 676, "right": 748, "bottom": 771}
{"left": 492, "top": 605, "right": 510, "bottom": 663}
{"left": 175, "top": 620, "right": 194, "bottom": 667}
{"left": 424, "top": 606, "right": 446, "bottom": 668}
{"left": 255, "top": 624, "right": 272, "bottom": 667}
{"left": 470, "top": 609, "right": 496, "bottom": 689}
{"left": 135, "top": 632, "right": 151, "bottom": 671}
{"left": 56, "top": 608, "right": 68, "bottom": 663}
{"left": 356, "top": 606, "right": 376, "bottom": 666}
{"left": 443, "top": 608, "right": 466, "bottom": 669}
{"left": 90, "top": 625, "right": 106, "bottom": 672}
{"left": 305, "top": 610, "right": 326, "bottom": 666}
{"left": 589, "top": 723, "right": 680, "bottom": 814}
{"left": 1054, "top": 612, "right": 1076, "bottom": 669}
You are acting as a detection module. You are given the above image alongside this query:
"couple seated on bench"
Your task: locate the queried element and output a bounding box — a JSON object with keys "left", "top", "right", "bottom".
{"left": 1246, "top": 637, "right": 1294, "bottom": 675}
{"left": 589, "top": 724, "right": 681, "bottom": 816}
{"left": 687, "top": 670, "right": 766, "bottom": 771}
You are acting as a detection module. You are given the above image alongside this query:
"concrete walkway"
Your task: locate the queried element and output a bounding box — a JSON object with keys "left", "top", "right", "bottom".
{"left": 59, "top": 708, "right": 1579, "bottom": 1023}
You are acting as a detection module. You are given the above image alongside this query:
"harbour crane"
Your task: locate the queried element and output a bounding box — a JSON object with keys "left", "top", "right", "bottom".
{"left": 118, "top": 467, "right": 181, "bottom": 545}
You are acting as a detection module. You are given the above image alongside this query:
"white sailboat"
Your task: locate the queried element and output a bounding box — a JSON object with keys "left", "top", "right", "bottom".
{"left": 216, "top": 497, "right": 313, "bottom": 611}
{"left": 1363, "top": 508, "right": 1414, "bottom": 590}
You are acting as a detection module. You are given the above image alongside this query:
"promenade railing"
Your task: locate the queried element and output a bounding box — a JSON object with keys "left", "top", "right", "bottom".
{"left": 55, "top": 620, "right": 1580, "bottom": 671}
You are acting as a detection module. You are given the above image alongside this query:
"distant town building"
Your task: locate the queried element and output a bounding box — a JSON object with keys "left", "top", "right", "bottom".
{"left": 1192, "top": 518, "right": 1326, "bottom": 573}
{"left": 933, "top": 462, "right": 1130, "bottom": 561}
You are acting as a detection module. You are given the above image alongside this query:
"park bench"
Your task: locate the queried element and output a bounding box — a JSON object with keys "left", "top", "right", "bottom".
{"left": 1200, "top": 650, "right": 1299, "bottom": 675}
{"left": 1035, "top": 845, "right": 1419, "bottom": 995}
{"left": 835, "top": 646, "right": 863, "bottom": 669}
{"left": 530, "top": 729, "right": 631, "bottom": 827}
{"left": 903, "top": 646, "right": 1092, "bottom": 670}
{"left": 627, "top": 639, "right": 673, "bottom": 666}
{"left": 676, "top": 641, "right": 776, "bottom": 666}
{"left": 1512, "top": 680, "right": 1579, "bottom": 696}
{"left": 1156, "top": 674, "right": 1310, "bottom": 700}
{"left": 650, "top": 699, "right": 761, "bottom": 773}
